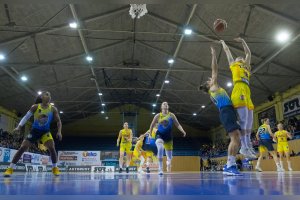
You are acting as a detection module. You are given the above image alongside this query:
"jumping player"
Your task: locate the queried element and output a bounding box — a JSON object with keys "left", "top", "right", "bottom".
{"left": 220, "top": 38, "right": 255, "bottom": 158}
{"left": 199, "top": 46, "right": 242, "bottom": 175}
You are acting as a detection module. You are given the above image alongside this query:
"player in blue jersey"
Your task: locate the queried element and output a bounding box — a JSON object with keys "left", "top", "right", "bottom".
{"left": 4, "top": 91, "right": 62, "bottom": 177}
{"left": 199, "top": 46, "right": 245, "bottom": 175}
{"left": 255, "top": 118, "right": 282, "bottom": 172}
{"left": 149, "top": 102, "right": 187, "bottom": 175}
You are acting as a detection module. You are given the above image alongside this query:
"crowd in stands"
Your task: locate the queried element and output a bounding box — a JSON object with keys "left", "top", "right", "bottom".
{"left": 0, "top": 129, "right": 48, "bottom": 155}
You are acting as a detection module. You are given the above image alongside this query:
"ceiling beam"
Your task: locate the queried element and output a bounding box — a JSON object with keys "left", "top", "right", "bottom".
{"left": 0, "top": 6, "right": 128, "bottom": 47}
{"left": 0, "top": 40, "right": 129, "bottom": 79}
{"left": 146, "top": 11, "right": 298, "bottom": 75}
{"left": 137, "top": 41, "right": 270, "bottom": 93}
{"left": 254, "top": 5, "right": 300, "bottom": 27}
{"left": 4, "top": 62, "right": 300, "bottom": 79}
{"left": 156, "top": 4, "right": 198, "bottom": 104}
{"left": 0, "top": 66, "right": 36, "bottom": 96}
{"left": 252, "top": 32, "right": 300, "bottom": 74}
{"left": 69, "top": 4, "right": 105, "bottom": 114}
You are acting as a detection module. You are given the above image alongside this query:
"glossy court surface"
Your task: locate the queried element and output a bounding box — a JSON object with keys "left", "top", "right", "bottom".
{"left": 1, "top": 172, "right": 300, "bottom": 199}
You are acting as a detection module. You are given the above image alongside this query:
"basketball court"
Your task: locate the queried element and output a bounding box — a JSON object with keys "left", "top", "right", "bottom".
{"left": 0, "top": 1, "right": 300, "bottom": 200}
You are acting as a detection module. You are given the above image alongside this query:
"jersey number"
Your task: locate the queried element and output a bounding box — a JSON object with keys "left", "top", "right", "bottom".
{"left": 259, "top": 128, "right": 266, "bottom": 134}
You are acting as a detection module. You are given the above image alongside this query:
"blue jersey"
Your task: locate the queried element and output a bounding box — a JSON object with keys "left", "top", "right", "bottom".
{"left": 209, "top": 87, "right": 232, "bottom": 110}
{"left": 157, "top": 112, "right": 173, "bottom": 135}
{"left": 32, "top": 104, "right": 53, "bottom": 131}
{"left": 258, "top": 124, "right": 271, "bottom": 140}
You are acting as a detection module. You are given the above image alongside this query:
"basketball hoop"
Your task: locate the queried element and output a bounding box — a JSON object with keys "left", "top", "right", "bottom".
{"left": 129, "top": 4, "right": 148, "bottom": 19}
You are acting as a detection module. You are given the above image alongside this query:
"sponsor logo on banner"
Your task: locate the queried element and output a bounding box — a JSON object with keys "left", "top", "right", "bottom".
{"left": 92, "top": 166, "right": 106, "bottom": 172}
{"left": 115, "top": 166, "right": 137, "bottom": 172}
{"left": 283, "top": 95, "right": 300, "bottom": 117}
{"left": 82, "top": 151, "right": 97, "bottom": 157}
{"left": 60, "top": 151, "right": 79, "bottom": 155}
{"left": 3, "top": 149, "right": 10, "bottom": 162}
{"left": 41, "top": 156, "right": 49, "bottom": 165}
{"left": 59, "top": 156, "right": 77, "bottom": 161}
{"left": 31, "top": 154, "right": 40, "bottom": 164}
{"left": 92, "top": 166, "right": 115, "bottom": 172}
{"left": 81, "top": 151, "right": 99, "bottom": 163}
{"left": 23, "top": 154, "right": 32, "bottom": 163}
{"left": 0, "top": 162, "right": 26, "bottom": 172}
{"left": 67, "top": 166, "right": 91, "bottom": 172}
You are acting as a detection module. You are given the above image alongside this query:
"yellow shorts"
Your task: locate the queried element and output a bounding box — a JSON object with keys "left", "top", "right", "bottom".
{"left": 164, "top": 140, "right": 173, "bottom": 151}
{"left": 145, "top": 151, "right": 154, "bottom": 158}
{"left": 231, "top": 82, "right": 254, "bottom": 110}
{"left": 259, "top": 145, "right": 267, "bottom": 153}
{"left": 277, "top": 142, "right": 289, "bottom": 153}
{"left": 38, "top": 132, "right": 53, "bottom": 150}
{"left": 120, "top": 142, "right": 132, "bottom": 153}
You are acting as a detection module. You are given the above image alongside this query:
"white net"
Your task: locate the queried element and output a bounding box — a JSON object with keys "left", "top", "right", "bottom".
{"left": 129, "top": 4, "right": 148, "bottom": 19}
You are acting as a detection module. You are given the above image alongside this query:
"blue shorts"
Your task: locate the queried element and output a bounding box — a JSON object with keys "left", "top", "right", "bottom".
{"left": 219, "top": 106, "right": 241, "bottom": 133}
{"left": 259, "top": 139, "right": 274, "bottom": 151}
{"left": 155, "top": 130, "right": 172, "bottom": 142}
{"left": 142, "top": 136, "right": 157, "bottom": 155}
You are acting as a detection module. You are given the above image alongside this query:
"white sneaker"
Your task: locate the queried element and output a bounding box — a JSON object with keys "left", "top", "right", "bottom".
{"left": 249, "top": 147, "right": 256, "bottom": 155}
{"left": 239, "top": 147, "right": 256, "bottom": 159}
{"left": 158, "top": 170, "right": 163, "bottom": 175}
{"left": 255, "top": 166, "right": 263, "bottom": 172}
{"left": 277, "top": 167, "right": 285, "bottom": 172}
{"left": 166, "top": 161, "right": 171, "bottom": 172}
{"left": 288, "top": 167, "right": 293, "bottom": 171}
{"left": 138, "top": 167, "right": 145, "bottom": 174}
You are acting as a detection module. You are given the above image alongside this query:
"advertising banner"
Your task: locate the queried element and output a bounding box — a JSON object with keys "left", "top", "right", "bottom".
{"left": 3, "top": 148, "right": 11, "bottom": 162}
{"left": 58, "top": 151, "right": 101, "bottom": 166}
{"left": 67, "top": 166, "right": 92, "bottom": 172}
{"left": 283, "top": 95, "right": 300, "bottom": 117}
{"left": 23, "top": 153, "right": 32, "bottom": 163}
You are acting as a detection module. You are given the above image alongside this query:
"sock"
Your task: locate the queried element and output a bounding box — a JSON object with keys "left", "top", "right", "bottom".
{"left": 240, "top": 135, "right": 247, "bottom": 149}
{"left": 280, "top": 161, "right": 284, "bottom": 168}
{"left": 9, "top": 163, "right": 16, "bottom": 169}
{"left": 276, "top": 162, "right": 281, "bottom": 169}
{"left": 256, "top": 160, "right": 261, "bottom": 168}
{"left": 166, "top": 150, "right": 172, "bottom": 166}
{"left": 140, "top": 156, "right": 145, "bottom": 167}
{"left": 227, "top": 155, "right": 236, "bottom": 168}
{"left": 158, "top": 158, "right": 163, "bottom": 171}
{"left": 52, "top": 163, "right": 57, "bottom": 168}
{"left": 245, "top": 134, "right": 252, "bottom": 148}
{"left": 146, "top": 161, "right": 149, "bottom": 167}
{"left": 287, "top": 161, "right": 292, "bottom": 169}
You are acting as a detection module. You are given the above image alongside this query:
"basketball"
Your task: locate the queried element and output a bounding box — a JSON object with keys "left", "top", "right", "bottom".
{"left": 213, "top": 19, "right": 227, "bottom": 32}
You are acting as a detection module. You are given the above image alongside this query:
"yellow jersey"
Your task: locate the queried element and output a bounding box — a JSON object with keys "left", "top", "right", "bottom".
{"left": 275, "top": 130, "right": 288, "bottom": 143}
{"left": 230, "top": 61, "right": 250, "bottom": 85}
{"left": 120, "top": 128, "right": 132, "bottom": 143}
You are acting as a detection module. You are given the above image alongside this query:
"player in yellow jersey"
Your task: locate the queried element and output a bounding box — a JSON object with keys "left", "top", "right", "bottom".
{"left": 274, "top": 123, "right": 293, "bottom": 171}
{"left": 220, "top": 38, "right": 255, "bottom": 159}
{"left": 117, "top": 122, "right": 133, "bottom": 173}
{"left": 4, "top": 91, "right": 62, "bottom": 177}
